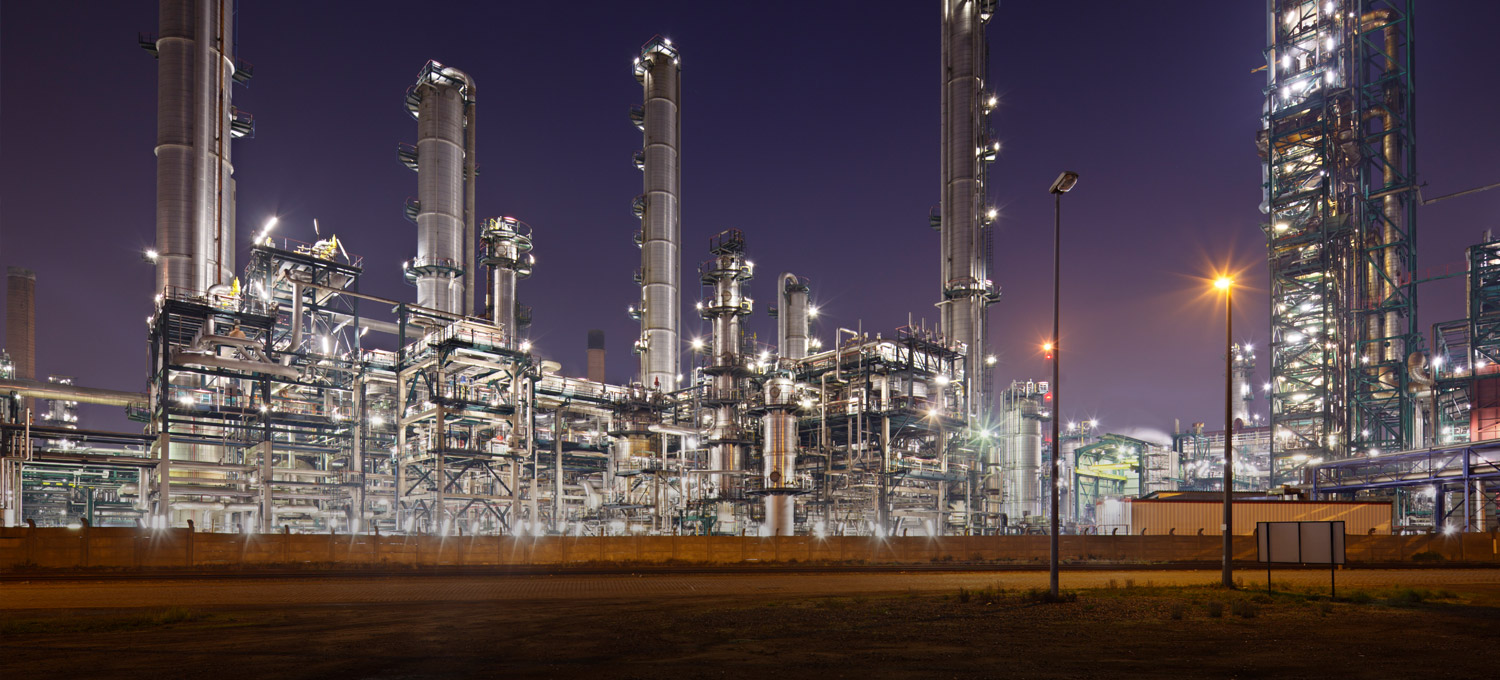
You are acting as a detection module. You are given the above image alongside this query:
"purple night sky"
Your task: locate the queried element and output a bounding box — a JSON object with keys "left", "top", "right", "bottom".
{"left": 3, "top": 1, "right": 1498, "bottom": 439}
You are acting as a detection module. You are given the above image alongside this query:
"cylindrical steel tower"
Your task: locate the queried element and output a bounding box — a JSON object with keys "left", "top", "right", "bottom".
{"left": 480, "top": 217, "right": 534, "bottom": 342}
{"left": 700, "top": 230, "right": 752, "bottom": 507}
{"left": 150, "top": 0, "right": 242, "bottom": 296}
{"left": 404, "top": 61, "right": 476, "bottom": 316}
{"left": 633, "top": 37, "right": 681, "bottom": 391}
{"left": 939, "top": 0, "right": 998, "bottom": 419}
{"left": 761, "top": 373, "right": 800, "bottom": 536}
{"left": 777, "top": 273, "right": 810, "bottom": 361}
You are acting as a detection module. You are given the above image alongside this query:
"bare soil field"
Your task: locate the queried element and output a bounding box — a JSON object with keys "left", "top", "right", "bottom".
{"left": 3, "top": 570, "right": 1497, "bottom": 679}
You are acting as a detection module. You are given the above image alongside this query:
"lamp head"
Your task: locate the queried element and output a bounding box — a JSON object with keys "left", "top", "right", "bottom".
{"left": 1049, "top": 171, "right": 1080, "bottom": 195}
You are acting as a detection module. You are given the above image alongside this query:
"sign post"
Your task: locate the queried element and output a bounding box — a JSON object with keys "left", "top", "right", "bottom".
{"left": 1255, "top": 520, "right": 1345, "bottom": 597}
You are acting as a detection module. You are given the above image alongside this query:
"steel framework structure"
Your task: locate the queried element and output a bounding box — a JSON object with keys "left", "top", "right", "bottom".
{"left": 1264, "top": 0, "right": 1417, "bottom": 483}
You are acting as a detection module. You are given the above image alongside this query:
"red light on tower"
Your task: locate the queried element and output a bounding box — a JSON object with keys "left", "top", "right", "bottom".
{"left": 1044, "top": 392, "right": 1052, "bottom": 401}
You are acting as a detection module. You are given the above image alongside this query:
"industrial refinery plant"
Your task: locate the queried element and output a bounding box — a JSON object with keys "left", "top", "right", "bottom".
{"left": 1, "top": 0, "right": 1495, "bottom": 540}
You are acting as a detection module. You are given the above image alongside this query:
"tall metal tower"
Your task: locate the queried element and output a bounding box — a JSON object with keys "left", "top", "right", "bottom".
{"left": 1262, "top": 0, "right": 1417, "bottom": 484}
{"left": 143, "top": 0, "right": 253, "bottom": 297}
{"left": 632, "top": 37, "right": 682, "bottom": 392}
{"left": 402, "top": 60, "right": 477, "bottom": 317}
{"left": 938, "top": 0, "right": 1000, "bottom": 421}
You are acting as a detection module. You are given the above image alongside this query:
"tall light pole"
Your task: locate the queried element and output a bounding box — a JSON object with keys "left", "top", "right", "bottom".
{"left": 1215, "top": 276, "right": 1235, "bottom": 588}
{"left": 1047, "top": 170, "right": 1078, "bottom": 598}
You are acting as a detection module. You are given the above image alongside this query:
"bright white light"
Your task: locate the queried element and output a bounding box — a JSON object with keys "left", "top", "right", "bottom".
{"left": 144, "top": 249, "right": 159, "bottom": 261}
{"left": 985, "top": 355, "right": 997, "bottom": 366}
{"left": 986, "top": 95, "right": 998, "bottom": 108}
{"left": 986, "top": 207, "right": 998, "bottom": 220}
{"left": 320, "top": 335, "right": 332, "bottom": 355}
{"left": 370, "top": 415, "right": 385, "bottom": 427}
{"left": 675, "top": 373, "right": 683, "bottom": 383}
{"left": 1442, "top": 524, "right": 1457, "bottom": 536}
{"left": 1281, "top": 55, "right": 1291, "bottom": 70}
{"left": 1244, "top": 343, "right": 1253, "bottom": 352}
{"left": 1263, "top": 382, "right": 1272, "bottom": 391}
{"left": 1088, "top": 419, "right": 1098, "bottom": 428}
{"left": 1431, "top": 356, "right": 1445, "bottom": 368}
{"left": 1479, "top": 360, "right": 1489, "bottom": 370}
{"left": 808, "top": 306, "right": 819, "bottom": 319}
{"left": 519, "top": 340, "right": 532, "bottom": 353}
{"left": 936, "top": 375, "right": 950, "bottom": 386}
{"left": 690, "top": 337, "right": 704, "bottom": 350}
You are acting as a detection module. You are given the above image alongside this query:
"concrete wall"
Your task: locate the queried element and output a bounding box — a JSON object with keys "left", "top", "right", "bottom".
{"left": 2, "top": 527, "right": 1495, "bottom": 570}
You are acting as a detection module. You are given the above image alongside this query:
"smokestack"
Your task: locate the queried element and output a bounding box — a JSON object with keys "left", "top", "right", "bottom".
{"left": 6, "top": 267, "right": 35, "bottom": 413}
{"left": 147, "top": 0, "right": 246, "bottom": 297}
{"left": 404, "top": 61, "right": 476, "bottom": 316}
{"left": 939, "top": 0, "right": 998, "bottom": 419}
{"left": 633, "top": 36, "right": 681, "bottom": 390}
{"left": 587, "top": 330, "right": 606, "bottom": 383}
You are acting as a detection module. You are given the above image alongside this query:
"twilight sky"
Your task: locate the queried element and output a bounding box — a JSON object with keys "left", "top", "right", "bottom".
{"left": 3, "top": 1, "right": 1499, "bottom": 437}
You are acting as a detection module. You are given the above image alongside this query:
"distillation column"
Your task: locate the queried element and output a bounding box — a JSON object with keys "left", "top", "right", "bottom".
{"left": 761, "top": 373, "right": 801, "bottom": 535}
{"left": 632, "top": 37, "right": 681, "bottom": 391}
{"left": 480, "top": 217, "right": 534, "bottom": 342}
{"left": 777, "top": 274, "right": 810, "bottom": 361}
{"left": 1231, "top": 343, "right": 1256, "bottom": 425}
{"left": 700, "top": 231, "right": 752, "bottom": 530}
{"left": 938, "top": 0, "right": 999, "bottom": 420}
{"left": 404, "top": 61, "right": 477, "bottom": 316}
{"left": 149, "top": 0, "right": 244, "bottom": 296}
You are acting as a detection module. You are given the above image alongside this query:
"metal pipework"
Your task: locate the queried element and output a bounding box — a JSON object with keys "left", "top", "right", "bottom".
{"left": 761, "top": 373, "right": 800, "bottom": 536}
{"left": 633, "top": 36, "right": 681, "bottom": 391}
{"left": 479, "top": 217, "right": 534, "bottom": 342}
{"left": 699, "top": 230, "right": 752, "bottom": 500}
{"left": 150, "top": 0, "right": 244, "bottom": 296}
{"left": 404, "top": 61, "right": 476, "bottom": 316}
{"left": 938, "top": 0, "right": 998, "bottom": 418}
{"left": 777, "top": 273, "right": 810, "bottom": 361}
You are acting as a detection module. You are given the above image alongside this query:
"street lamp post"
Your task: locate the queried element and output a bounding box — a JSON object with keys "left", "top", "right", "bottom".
{"left": 1215, "top": 276, "right": 1235, "bottom": 588}
{"left": 1047, "top": 170, "right": 1078, "bottom": 598}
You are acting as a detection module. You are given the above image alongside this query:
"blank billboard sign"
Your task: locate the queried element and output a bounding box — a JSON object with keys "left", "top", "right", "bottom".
{"left": 1256, "top": 521, "right": 1345, "bottom": 564}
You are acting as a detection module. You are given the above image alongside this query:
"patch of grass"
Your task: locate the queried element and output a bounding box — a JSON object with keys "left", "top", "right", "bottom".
{"left": 1317, "top": 601, "right": 1333, "bottom": 616}
{"left": 1106, "top": 579, "right": 1118, "bottom": 590}
{"left": 1206, "top": 601, "right": 1224, "bottom": 618}
{"left": 1385, "top": 588, "right": 1428, "bottom": 606}
{"left": 1411, "top": 550, "right": 1445, "bottom": 562}
{"left": 1022, "top": 587, "right": 1077, "bottom": 604}
{"left": 1230, "top": 600, "right": 1258, "bottom": 618}
{"left": 1169, "top": 602, "right": 1186, "bottom": 620}
{"left": 1346, "top": 590, "right": 1374, "bottom": 605}
{"left": 1124, "top": 579, "right": 1136, "bottom": 589}
{"left": 957, "top": 588, "right": 971, "bottom": 603}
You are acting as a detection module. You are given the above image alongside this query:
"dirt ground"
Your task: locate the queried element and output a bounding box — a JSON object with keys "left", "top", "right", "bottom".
{"left": 3, "top": 569, "right": 1497, "bottom": 679}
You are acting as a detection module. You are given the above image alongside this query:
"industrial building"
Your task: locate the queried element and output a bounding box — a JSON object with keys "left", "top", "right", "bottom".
{"left": 0, "top": 0, "right": 1494, "bottom": 537}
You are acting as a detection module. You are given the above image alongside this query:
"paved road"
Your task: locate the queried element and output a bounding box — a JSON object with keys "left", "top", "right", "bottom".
{"left": 6, "top": 568, "right": 1498, "bottom": 610}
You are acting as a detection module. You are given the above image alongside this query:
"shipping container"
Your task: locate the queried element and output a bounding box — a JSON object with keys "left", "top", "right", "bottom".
{"left": 1094, "top": 497, "right": 1392, "bottom": 535}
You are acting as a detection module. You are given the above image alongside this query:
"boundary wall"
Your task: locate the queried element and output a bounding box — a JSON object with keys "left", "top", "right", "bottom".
{"left": 2, "top": 527, "right": 1497, "bottom": 570}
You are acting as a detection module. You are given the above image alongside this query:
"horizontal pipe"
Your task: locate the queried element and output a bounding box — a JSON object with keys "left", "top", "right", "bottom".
{"left": 0, "top": 378, "right": 148, "bottom": 408}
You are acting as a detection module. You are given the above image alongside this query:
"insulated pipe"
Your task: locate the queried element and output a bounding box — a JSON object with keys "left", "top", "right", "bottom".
{"left": 634, "top": 37, "right": 681, "bottom": 391}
